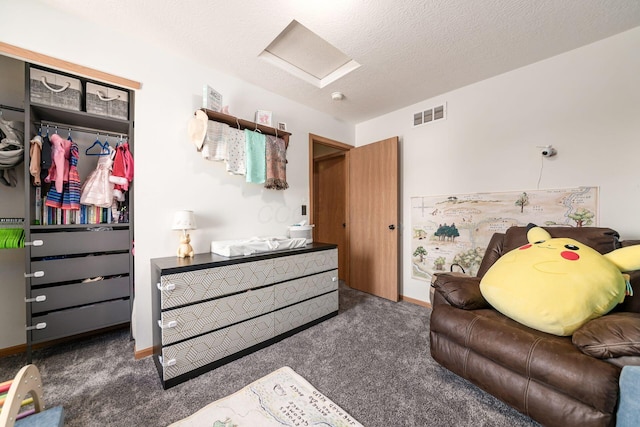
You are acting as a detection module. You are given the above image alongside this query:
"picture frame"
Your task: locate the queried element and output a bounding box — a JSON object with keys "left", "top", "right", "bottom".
{"left": 255, "top": 110, "right": 272, "bottom": 127}
{"left": 277, "top": 122, "right": 287, "bottom": 131}
{"left": 203, "top": 85, "right": 222, "bottom": 112}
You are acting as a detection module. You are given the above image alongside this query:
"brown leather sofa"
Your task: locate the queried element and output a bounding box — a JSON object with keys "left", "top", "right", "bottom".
{"left": 430, "top": 226, "right": 640, "bottom": 427}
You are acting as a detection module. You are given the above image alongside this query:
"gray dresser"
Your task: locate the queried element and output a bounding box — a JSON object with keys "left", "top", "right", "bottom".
{"left": 151, "top": 243, "right": 339, "bottom": 389}
{"left": 27, "top": 227, "right": 131, "bottom": 343}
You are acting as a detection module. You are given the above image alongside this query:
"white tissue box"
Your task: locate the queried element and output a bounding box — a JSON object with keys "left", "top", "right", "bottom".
{"left": 288, "top": 225, "right": 313, "bottom": 244}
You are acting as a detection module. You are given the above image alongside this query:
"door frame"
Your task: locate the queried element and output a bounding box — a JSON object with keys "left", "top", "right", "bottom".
{"left": 309, "top": 134, "right": 353, "bottom": 284}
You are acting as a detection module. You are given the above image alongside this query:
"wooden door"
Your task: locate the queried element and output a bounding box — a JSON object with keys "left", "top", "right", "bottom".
{"left": 349, "top": 137, "right": 399, "bottom": 301}
{"left": 314, "top": 153, "right": 348, "bottom": 281}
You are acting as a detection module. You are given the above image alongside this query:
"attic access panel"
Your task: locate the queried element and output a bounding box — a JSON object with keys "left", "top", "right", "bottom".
{"left": 260, "top": 20, "right": 360, "bottom": 88}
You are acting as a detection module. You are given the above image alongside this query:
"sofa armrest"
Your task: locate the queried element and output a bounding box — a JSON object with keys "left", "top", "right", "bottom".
{"left": 431, "top": 272, "right": 488, "bottom": 310}
{"left": 572, "top": 312, "right": 640, "bottom": 359}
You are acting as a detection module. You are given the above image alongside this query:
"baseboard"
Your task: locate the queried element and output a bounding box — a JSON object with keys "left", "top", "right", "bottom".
{"left": 400, "top": 294, "right": 431, "bottom": 308}
{"left": 134, "top": 346, "right": 154, "bottom": 360}
{"left": 0, "top": 343, "right": 26, "bottom": 358}
{"left": 0, "top": 324, "right": 130, "bottom": 357}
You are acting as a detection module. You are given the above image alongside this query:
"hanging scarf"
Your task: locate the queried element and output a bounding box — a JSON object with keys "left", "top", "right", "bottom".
{"left": 244, "top": 130, "right": 266, "bottom": 184}
{"left": 264, "top": 135, "right": 288, "bottom": 190}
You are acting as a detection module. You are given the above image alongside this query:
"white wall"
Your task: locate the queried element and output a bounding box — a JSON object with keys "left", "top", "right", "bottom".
{"left": 356, "top": 27, "right": 640, "bottom": 304}
{"left": 0, "top": 1, "right": 354, "bottom": 352}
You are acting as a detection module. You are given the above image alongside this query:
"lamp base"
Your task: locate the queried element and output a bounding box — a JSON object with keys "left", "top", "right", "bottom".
{"left": 177, "top": 234, "right": 195, "bottom": 258}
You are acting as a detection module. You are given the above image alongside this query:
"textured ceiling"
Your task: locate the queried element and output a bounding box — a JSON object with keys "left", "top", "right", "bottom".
{"left": 39, "top": 0, "right": 640, "bottom": 124}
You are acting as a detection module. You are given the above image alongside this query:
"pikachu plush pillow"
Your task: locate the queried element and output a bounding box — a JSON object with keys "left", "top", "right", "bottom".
{"left": 480, "top": 225, "right": 639, "bottom": 336}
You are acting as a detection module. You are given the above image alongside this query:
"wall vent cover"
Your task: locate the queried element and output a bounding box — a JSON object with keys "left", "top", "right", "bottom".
{"left": 413, "top": 103, "right": 446, "bottom": 127}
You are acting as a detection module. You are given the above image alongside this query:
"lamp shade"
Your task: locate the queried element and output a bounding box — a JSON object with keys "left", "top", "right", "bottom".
{"left": 172, "top": 210, "right": 196, "bottom": 230}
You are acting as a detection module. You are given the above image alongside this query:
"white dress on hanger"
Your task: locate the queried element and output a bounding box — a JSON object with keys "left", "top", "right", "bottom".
{"left": 80, "top": 146, "right": 115, "bottom": 207}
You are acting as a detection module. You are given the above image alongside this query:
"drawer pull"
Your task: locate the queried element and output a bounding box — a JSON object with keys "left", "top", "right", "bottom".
{"left": 156, "top": 282, "right": 176, "bottom": 291}
{"left": 25, "top": 240, "right": 44, "bottom": 247}
{"left": 164, "top": 358, "right": 177, "bottom": 367}
{"left": 25, "top": 295, "right": 47, "bottom": 303}
{"left": 24, "top": 271, "right": 44, "bottom": 278}
{"left": 332, "top": 277, "right": 338, "bottom": 282}
{"left": 26, "top": 322, "right": 47, "bottom": 331}
{"left": 158, "top": 320, "right": 177, "bottom": 329}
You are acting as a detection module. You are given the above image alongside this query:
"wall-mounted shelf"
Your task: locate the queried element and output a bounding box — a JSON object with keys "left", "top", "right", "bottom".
{"left": 200, "top": 109, "right": 291, "bottom": 148}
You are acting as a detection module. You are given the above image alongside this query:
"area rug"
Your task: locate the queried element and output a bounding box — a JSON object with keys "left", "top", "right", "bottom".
{"left": 168, "top": 366, "right": 363, "bottom": 427}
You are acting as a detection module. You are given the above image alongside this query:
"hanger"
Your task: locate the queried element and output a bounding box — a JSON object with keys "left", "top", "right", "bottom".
{"left": 235, "top": 118, "right": 241, "bottom": 130}
{"left": 67, "top": 128, "right": 73, "bottom": 141}
{"left": 85, "top": 134, "right": 109, "bottom": 156}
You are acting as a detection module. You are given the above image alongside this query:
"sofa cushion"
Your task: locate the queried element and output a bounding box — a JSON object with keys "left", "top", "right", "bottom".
{"left": 572, "top": 312, "right": 640, "bottom": 358}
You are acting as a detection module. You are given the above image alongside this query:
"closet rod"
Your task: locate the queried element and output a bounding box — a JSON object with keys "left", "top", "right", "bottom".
{"left": 0, "top": 104, "right": 25, "bottom": 113}
{"left": 34, "top": 120, "right": 128, "bottom": 140}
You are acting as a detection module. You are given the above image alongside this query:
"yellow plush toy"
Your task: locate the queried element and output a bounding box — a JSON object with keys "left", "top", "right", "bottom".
{"left": 480, "top": 226, "right": 640, "bottom": 336}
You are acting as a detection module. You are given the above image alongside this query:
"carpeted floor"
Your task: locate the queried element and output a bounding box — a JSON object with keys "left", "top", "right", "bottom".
{"left": 0, "top": 284, "right": 539, "bottom": 426}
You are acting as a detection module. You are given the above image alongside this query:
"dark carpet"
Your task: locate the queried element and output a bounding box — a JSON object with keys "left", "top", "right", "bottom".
{"left": 0, "top": 284, "right": 539, "bottom": 426}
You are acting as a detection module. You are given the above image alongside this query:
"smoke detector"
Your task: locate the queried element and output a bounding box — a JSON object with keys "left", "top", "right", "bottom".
{"left": 331, "top": 91, "right": 345, "bottom": 101}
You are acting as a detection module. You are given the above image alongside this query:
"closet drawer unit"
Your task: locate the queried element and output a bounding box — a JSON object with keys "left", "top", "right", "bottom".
{"left": 274, "top": 291, "right": 338, "bottom": 336}
{"left": 29, "top": 68, "right": 82, "bottom": 111}
{"left": 159, "top": 286, "right": 274, "bottom": 345}
{"left": 86, "top": 82, "right": 129, "bottom": 120}
{"left": 159, "top": 259, "right": 272, "bottom": 310}
{"left": 270, "top": 249, "right": 338, "bottom": 283}
{"left": 30, "top": 229, "right": 130, "bottom": 258}
{"left": 30, "top": 276, "right": 129, "bottom": 314}
{"left": 274, "top": 269, "right": 338, "bottom": 310}
{"left": 30, "top": 253, "right": 130, "bottom": 286}
{"left": 160, "top": 313, "right": 274, "bottom": 381}
{"left": 30, "top": 298, "right": 129, "bottom": 343}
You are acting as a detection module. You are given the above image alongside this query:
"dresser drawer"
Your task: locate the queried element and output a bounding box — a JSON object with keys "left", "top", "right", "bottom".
{"left": 30, "top": 253, "right": 130, "bottom": 285}
{"left": 159, "top": 286, "right": 274, "bottom": 345}
{"left": 30, "top": 298, "right": 129, "bottom": 343}
{"left": 270, "top": 249, "right": 338, "bottom": 283}
{"left": 30, "top": 229, "right": 130, "bottom": 257}
{"left": 159, "top": 258, "right": 272, "bottom": 310}
{"left": 274, "top": 269, "right": 338, "bottom": 310}
{"left": 161, "top": 313, "right": 274, "bottom": 380}
{"left": 274, "top": 291, "right": 338, "bottom": 336}
{"left": 30, "top": 276, "right": 129, "bottom": 314}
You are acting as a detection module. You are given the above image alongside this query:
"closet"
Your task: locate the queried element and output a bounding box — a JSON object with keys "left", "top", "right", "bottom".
{"left": 22, "top": 64, "right": 134, "bottom": 361}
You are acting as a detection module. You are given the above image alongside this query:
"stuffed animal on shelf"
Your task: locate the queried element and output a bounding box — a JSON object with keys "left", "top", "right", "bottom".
{"left": 177, "top": 234, "right": 194, "bottom": 258}
{"left": 480, "top": 225, "right": 640, "bottom": 336}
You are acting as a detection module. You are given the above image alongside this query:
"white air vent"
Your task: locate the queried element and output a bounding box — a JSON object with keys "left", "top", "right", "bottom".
{"left": 413, "top": 103, "right": 446, "bottom": 127}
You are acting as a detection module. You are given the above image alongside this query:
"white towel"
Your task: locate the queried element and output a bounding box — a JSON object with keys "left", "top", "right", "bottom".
{"left": 201, "top": 120, "right": 229, "bottom": 161}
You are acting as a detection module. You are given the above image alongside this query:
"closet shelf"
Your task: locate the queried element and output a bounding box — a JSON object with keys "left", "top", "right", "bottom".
{"left": 200, "top": 108, "right": 291, "bottom": 148}
{"left": 31, "top": 103, "right": 130, "bottom": 135}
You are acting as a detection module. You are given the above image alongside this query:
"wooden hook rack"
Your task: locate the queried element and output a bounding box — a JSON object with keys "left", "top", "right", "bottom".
{"left": 200, "top": 109, "right": 291, "bottom": 149}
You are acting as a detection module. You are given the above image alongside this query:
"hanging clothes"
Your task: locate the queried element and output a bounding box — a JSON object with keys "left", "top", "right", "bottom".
{"left": 0, "top": 119, "right": 24, "bottom": 187}
{"left": 81, "top": 145, "right": 115, "bottom": 208}
{"left": 109, "top": 142, "right": 134, "bottom": 202}
{"left": 201, "top": 120, "right": 229, "bottom": 161}
{"left": 244, "top": 129, "right": 266, "bottom": 184}
{"left": 264, "top": 135, "right": 288, "bottom": 190}
{"left": 29, "top": 135, "right": 43, "bottom": 186}
{"left": 40, "top": 133, "right": 52, "bottom": 184}
{"left": 45, "top": 134, "right": 80, "bottom": 210}
{"left": 225, "top": 128, "right": 246, "bottom": 175}
{"left": 45, "top": 133, "right": 70, "bottom": 194}
{"left": 62, "top": 142, "right": 81, "bottom": 210}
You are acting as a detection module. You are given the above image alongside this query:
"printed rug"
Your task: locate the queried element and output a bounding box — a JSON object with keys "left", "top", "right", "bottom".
{"left": 168, "top": 366, "right": 363, "bottom": 427}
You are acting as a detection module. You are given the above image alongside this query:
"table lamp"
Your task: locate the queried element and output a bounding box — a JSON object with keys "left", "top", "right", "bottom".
{"left": 172, "top": 210, "right": 196, "bottom": 258}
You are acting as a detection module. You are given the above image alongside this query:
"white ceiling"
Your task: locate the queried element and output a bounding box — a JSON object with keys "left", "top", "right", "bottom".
{"left": 40, "top": 0, "right": 640, "bottom": 124}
